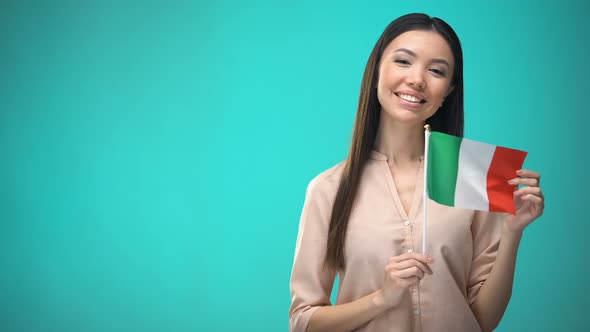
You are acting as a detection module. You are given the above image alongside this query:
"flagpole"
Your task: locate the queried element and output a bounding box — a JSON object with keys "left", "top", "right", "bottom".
{"left": 423, "top": 125, "right": 430, "bottom": 254}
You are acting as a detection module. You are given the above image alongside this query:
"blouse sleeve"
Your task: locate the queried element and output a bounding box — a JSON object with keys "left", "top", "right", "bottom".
{"left": 289, "top": 176, "right": 337, "bottom": 332}
{"left": 467, "top": 210, "right": 505, "bottom": 305}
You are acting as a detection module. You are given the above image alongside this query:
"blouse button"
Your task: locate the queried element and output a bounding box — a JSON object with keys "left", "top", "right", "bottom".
{"left": 413, "top": 308, "right": 421, "bottom": 315}
{"left": 407, "top": 249, "right": 413, "bottom": 254}
{"left": 403, "top": 220, "right": 410, "bottom": 226}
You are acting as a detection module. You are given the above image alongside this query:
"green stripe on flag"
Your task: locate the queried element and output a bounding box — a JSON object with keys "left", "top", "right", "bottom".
{"left": 428, "top": 131, "right": 461, "bottom": 206}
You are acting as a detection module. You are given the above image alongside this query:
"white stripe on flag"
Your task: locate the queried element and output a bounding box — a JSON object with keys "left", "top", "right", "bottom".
{"left": 455, "top": 139, "right": 496, "bottom": 211}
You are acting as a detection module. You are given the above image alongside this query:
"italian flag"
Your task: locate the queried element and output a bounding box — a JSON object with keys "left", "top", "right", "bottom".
{"left": 426, "top": 131, "right": 527, "bottom": 214}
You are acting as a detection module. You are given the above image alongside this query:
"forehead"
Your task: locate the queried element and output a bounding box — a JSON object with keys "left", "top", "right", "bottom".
{"left": 383, "top": 30, "right": 454, "bottom": 65}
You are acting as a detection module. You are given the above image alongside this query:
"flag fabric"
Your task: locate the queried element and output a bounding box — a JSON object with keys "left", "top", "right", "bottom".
{"left": 426, "top": 131, "right": 527, "bottom": 214}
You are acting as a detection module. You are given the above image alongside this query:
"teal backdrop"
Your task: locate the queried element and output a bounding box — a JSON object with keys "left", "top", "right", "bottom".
{"left": 2, "top": 1, "right": 588, "bottom": 331}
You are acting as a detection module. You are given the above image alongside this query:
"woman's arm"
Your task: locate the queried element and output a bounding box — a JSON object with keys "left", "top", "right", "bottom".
{"left": 306, "top": 253, "right": 433, "bottom": 332}
{"left": 471, "top": 169, "right": 544, "bottom": 332}
{"left": 470, "top": 225, "right": 521, "bottom": 332}
{"left": 306, "top": 289, "right": 390, "bottom": 332}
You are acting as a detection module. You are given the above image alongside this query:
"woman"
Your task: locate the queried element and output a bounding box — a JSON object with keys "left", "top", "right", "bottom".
{"left": 289, "top": 13, "right": 544, "bottom": 332}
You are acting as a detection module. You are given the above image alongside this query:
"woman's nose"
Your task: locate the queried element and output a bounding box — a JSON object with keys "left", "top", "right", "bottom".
{"left": 407, "top": 70, "right": 426, "bottom": 90}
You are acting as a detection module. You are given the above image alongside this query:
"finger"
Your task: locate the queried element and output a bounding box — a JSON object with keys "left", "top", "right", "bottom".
{"left": 508, "top": 177, "right": 539, "bottom": 187}
{"left": 393, "top": 259, "right": 433, "bottom": 275}
{"left": 392, "top": 266, "right": 425, "bottom": 279}
{"left": 390, "top": 267, "right": 424, "bottom": 280}
{"left": 517, "top": 169, "right": 541, "bottom": 180}
{"left": 402, "top": 277, "right": 421, "bottom": 287}
{"left": 394, "top": 259, "right": 433, "bottom": 275}
{"left": 389, "top": 253, "right": 434, "bottom": 264}
{"left": 514, "top": 187, "right": 543, "bottom": 198}
{"left": 521, "top": 194, "right": 544, "bottom": 205}
{"left": 392, "top": 276, "right": 420, "bottom": 288}
{"left": 389, "top": 263, "right": 432, "bottom": 277}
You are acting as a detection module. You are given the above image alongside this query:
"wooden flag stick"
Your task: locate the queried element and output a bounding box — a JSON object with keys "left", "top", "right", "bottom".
{"left": 423, "top": 124, "right": 431, "bottom": 254}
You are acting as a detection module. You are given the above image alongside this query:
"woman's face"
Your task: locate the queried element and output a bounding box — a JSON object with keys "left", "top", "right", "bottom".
{"left": 377, "top": 30, "right": 455, "bottom": 125}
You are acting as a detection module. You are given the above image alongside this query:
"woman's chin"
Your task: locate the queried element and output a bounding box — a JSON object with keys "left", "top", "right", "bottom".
{"left": 382, "top": 110, "right": 429, "bottom": 126}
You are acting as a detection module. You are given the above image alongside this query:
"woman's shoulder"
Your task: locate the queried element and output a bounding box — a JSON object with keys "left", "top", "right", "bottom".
{"left": 306, "top": 160, "right": 346, "bottom": 197}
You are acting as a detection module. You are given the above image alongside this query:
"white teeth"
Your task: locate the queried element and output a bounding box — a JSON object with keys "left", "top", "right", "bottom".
{"left": 398, "top": 93, "right": 423, "bottom": 103}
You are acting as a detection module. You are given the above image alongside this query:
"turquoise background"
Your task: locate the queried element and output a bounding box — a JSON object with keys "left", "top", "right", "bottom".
{"left": 1, "top": 1, "right": 588, "bottom": 331}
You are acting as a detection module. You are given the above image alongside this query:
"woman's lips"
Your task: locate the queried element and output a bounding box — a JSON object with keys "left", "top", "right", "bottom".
{"left": 394, "top": 92, "right": 427, "bottom": 108}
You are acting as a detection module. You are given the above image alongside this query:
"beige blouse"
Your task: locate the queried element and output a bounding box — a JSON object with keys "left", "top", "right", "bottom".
{"left": 289, "top": 150, "right": 504, "bottom": 332}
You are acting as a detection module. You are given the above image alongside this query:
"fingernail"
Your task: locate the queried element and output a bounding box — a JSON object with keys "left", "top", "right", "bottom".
{"left": 508, "top": 179, "right": 517, "bottom": 185}
{"left": 516, "top": 170, "right": 523, "bottom": 175}
{"left": 427, "top": 256, "right": 434, "bottom": 262}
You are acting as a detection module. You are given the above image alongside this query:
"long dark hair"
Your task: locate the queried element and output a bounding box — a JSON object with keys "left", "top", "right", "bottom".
{"left": 325, "top": 13, "right": 465, "bottom": 271}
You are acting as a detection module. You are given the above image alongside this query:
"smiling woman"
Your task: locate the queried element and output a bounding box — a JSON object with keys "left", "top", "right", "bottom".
{"left": 377, "top": 30, "right": 455, "bottom": 127}
{"left": 289, "top": 13, "right": 544, "bottom": 332}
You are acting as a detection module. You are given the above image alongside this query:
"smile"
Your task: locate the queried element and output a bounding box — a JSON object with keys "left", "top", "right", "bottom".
{"left": 395, "top": 93, "right": 426, "bottom": 104}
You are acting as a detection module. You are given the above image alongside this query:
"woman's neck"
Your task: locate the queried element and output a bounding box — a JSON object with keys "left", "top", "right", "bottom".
{"left": 373, "top": 114, "right": 425, "bottom": 167}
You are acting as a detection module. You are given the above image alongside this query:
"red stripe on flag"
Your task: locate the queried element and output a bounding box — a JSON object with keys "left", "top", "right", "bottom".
{"left": 486, "top": 146, "right": 527, "bottom": 214}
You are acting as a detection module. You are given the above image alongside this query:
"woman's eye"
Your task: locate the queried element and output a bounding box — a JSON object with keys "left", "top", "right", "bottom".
{"left": 394, "top": 59, "right": 410, "bottom": 65}
{"left": 430, "top": 68, "right": 446, "bottom": 77}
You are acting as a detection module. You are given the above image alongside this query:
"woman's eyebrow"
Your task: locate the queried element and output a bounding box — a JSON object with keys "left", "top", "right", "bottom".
{"left": 393, "top": 48, "right": 416, "bottom": 57}
{"left": 393, "top": 48, "right": 450, "bottom": 68}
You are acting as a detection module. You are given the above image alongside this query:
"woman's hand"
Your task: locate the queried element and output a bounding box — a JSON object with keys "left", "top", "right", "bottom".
{"left": 381, "top": 253, "right": 433, "bottom": 307}
{"left": 505, "top": 169, "right": 545, "bottom": 233}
